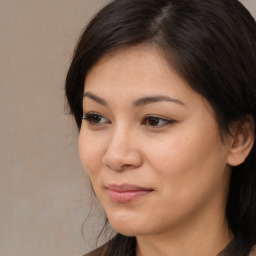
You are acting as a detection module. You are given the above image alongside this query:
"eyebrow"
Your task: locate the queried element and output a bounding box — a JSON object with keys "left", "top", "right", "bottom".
{"left": 83, "top": 92, "right": 108, "bottom": 106}
{"left": 83, "top": 92, "right": 185, "bottom": 107}
{"left": 133, "top": 95, "right": 185, "bottom": 107}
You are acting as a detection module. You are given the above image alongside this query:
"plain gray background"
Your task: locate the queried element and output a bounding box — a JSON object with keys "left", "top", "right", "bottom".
{"left": 1, "top": 0, "right": 255, "bottom": 255}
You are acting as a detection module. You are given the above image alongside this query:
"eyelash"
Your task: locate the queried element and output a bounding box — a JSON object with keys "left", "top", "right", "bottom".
{"left": 83, "top": 113, "right": 110, "bottom": 125}
{"left": 83, "top": 112, "right": 175, "bottom": 128}
{"left": 143, "top": 116, "right": 174, "bottom": 127}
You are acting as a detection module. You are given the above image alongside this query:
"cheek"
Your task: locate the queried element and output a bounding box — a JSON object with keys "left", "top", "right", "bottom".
{"left": 145, "top": 124, "right": 228, "bottom": 193}
{"left": 142, "top": 135, "right": 229, "bottom": 226}
{"left": 78, "top": 130, "right": 104, "bottom": 179}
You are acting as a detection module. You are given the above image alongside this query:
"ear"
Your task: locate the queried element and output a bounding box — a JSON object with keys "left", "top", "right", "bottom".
{"left": 227, "top": 115, "right": 255, "bottom": 166}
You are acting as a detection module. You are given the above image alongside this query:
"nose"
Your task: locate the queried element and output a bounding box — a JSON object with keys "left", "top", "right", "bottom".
{"left": 102, "top": 127, "right": 143, "bottom": 172}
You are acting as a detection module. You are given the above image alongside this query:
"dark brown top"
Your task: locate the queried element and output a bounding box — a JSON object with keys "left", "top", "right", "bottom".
{"left": 82, "top": 238, "right": 256, "bottom": 256}
{"left": 82, "top": 245, "right": 106, "bottom": 256}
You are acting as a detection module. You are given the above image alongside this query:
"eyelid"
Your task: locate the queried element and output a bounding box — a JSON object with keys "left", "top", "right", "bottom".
{"left": 83, "top": 112, "right": 110, "bottom": 125}
{"left": 142, "top": 115, "right": 175, "bottom": 128}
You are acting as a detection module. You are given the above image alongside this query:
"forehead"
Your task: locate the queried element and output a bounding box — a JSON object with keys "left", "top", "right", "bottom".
{"left": 84, "top": 45, "right": 193, "bottom": 99}
{"left": 86, "top": 45, "right": 167, "bottom": 81}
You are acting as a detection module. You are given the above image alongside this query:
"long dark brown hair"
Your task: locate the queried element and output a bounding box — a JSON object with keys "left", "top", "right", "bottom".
{"left": 65, "top": 0, "right": 256, "bottom": 255}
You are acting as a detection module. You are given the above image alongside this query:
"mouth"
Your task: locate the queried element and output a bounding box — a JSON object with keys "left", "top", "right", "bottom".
{"left": 106, "top": 184, "right": 154, "bottom": 203}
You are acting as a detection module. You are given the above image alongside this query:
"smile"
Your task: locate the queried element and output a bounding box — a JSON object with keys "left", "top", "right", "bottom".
{"left": 106, "top": 184, "right": 154, "bottom": 203}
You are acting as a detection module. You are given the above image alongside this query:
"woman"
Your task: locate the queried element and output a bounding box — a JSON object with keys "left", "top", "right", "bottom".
{"left": 65, "top": 0, "right": 256, "bottom": 255}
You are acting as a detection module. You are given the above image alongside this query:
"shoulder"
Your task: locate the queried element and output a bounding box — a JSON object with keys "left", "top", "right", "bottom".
{"left": 248, "top": 245, "right": 256, "bottom": 256}
{"left": 81, "top": 234, "right": 135, "bottom": 256}
{"left": 81, "top": 244, "right": 107, "bottom": 256}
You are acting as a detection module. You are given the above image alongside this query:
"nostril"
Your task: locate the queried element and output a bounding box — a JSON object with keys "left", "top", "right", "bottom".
{"left": 122, "top": 164, "right": 133, "bottom": 168}
{"left": 102, "top": 142, "right": 143, "bottom": 171}
{"left": 105, "top": 163, "right": 133, "bottom": 172}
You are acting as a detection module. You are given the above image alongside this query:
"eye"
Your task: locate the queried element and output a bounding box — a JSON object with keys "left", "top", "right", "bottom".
{"left": 143, "top": 116, "right": 174, "bottom": 127}
{"left": 83, "top": 113, "right": 109, "bottom": 125}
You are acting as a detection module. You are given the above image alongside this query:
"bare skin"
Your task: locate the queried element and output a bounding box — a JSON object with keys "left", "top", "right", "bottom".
{"left": 79, "top": 45, "right": 253, "bottom": 256}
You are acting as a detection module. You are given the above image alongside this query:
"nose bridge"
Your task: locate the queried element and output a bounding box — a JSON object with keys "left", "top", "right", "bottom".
{"left": 102, "top": 123, "right": 142, "bottom": 171}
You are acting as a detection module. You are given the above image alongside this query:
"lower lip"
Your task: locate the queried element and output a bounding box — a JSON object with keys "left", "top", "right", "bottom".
{"left": 107, "top": 189, "right": 152, "bottom": 203}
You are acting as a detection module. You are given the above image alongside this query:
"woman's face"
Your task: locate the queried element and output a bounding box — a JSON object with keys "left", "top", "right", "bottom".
{"left": 79, "top": 45, "right": 232, "bottom": 237}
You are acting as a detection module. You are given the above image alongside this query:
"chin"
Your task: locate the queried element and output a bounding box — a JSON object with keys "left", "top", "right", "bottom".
{"left": 111, "top": 224, "right": 145, "bottom": 237}
{"left": 107, "top": 215, "right": 147, "bottom": 237}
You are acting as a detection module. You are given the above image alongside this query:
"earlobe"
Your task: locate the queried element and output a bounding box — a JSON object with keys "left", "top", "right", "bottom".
{"left": 227, "top": 115, "right": 255, "bottom": 166}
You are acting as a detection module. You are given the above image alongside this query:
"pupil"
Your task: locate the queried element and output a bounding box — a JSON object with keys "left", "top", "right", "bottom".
{"left": 92, "top": 115, "right": 101, "bottom": 122}
{"left": 148, "top": 117, "right": 159, "bottom": 126}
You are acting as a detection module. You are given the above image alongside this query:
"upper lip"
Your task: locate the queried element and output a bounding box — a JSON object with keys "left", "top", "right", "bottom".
{"left": 106, "top": 183, "right": 153, "bottom": 192}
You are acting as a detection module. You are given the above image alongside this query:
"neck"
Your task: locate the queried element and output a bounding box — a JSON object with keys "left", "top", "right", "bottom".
{"left": 136, "top": 210, "right": 233, "bottom": 256}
